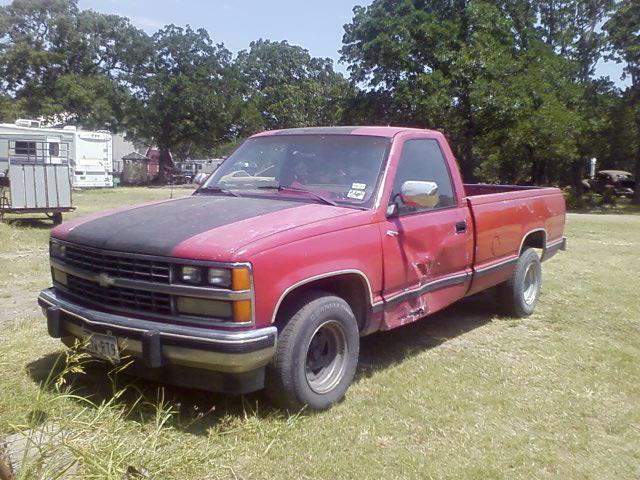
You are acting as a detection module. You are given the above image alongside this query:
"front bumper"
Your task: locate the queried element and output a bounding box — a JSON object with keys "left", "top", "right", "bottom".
{"left": 38, "top": 288, "right": 277, "bottom": 393}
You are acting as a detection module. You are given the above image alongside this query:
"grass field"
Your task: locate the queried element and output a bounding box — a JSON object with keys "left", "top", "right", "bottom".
{"left": 0, "top": 187, "right": 638, "bottom": 479}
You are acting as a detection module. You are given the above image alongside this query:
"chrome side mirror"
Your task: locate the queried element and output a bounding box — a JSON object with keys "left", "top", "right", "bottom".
{"left": 400, "top": 180, "right": 439, "bottom": 208}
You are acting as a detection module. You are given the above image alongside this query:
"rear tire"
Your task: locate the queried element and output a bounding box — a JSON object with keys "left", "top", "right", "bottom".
{"left": 265, "top": 292, "right": 359, "bottom": 411}
{"left": 498, "top": 248, "right": 542, "bottom": 317}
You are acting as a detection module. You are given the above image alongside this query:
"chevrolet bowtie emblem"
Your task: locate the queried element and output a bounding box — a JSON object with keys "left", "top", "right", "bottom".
{"left": 97, "top": 272, "right": 115, "bottom": 288}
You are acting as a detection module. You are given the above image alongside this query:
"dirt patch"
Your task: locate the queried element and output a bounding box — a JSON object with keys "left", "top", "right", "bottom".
{"left": 0, "top": 287, "right": 43, "bottom": 326}
{"left": 1, "top": 426, "right": 77, "bottom": 479}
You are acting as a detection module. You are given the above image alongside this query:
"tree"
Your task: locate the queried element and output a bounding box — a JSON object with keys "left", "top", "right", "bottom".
{"left": 535, "top": 0, "right": 613, "bottom": 80}
{"left": 340, "top": 0, "right": 582, "bottom": 183}
{"left": 0, "top": 94, "right": 21, "bottom": 122}
{"left": 533, "top": 0, "right": 615, "bottom": 203}
{"left": 128, "top": 25, "right": 242, "bottom": 182}
{"left": 0, "top": 0, "right": 149, "bottom": 128}
{"left": 475, "top": 41, "right": 583, "bottom": 185}
{"left": 235, "top": 39, "right": 351, "bottom": 133}
{"left": 605, "top": 0, "right": 640, "bottom": 203}
{"left": 599, "top": 92, "right": 639, "bottom": 172}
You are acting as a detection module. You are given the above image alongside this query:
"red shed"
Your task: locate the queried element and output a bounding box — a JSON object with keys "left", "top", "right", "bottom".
{"left": 145, "top": 147, "right": 174, "bottom": 178}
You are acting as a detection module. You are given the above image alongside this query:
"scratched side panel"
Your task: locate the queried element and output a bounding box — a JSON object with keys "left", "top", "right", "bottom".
{"left": 380, "top": 284, "right": 471, "bottom": 330}
{"left": 466, "top": 188, "right": 566, "bottom": 295}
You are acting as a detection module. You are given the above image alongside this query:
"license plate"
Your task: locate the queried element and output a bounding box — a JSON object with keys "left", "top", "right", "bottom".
{"left": 85, "top": 332, "right": 120, "bottom": 362}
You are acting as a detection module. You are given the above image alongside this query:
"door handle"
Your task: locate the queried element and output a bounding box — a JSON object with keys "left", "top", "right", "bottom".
{"left": 455, "top": 221, "right": 467, "bottom": 234}
{"left": 386, "top": 230, "right": 399, "bottom": 237}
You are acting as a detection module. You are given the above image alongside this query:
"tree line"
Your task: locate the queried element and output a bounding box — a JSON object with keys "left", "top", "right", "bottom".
{"left": 0, "top": 0, "right": 638, "bottom": 203}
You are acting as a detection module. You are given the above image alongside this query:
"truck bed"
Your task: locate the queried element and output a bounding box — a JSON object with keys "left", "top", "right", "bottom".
{"left": 463, "top": 183, "right": 566, "bottom": 296}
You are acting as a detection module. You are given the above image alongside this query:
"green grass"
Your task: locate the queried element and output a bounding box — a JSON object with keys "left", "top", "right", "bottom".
{"left": 1, "top": 188, "right": 639, "bottom": 479}
{"left": 565, "top": 193, "right": 640, "bottom": 215}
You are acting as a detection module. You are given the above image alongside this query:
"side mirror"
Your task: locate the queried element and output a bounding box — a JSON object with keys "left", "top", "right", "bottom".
{"left": 400, "top": 180, "right": 439, "bottom": 208}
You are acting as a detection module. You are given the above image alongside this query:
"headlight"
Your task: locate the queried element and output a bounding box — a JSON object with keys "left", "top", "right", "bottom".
{"left": 207, "top": 268, "right": 231, "bottom": 288}
{"left": 180, "top": 266, "right": 202, "bottom": 284}
{"left": 178, "top": 265, "right": 249, "bottom": 290}
{"left": 50, "top": 241, "right": 66, "bottom": 259}
{"left": 179, "top": 266, "right": 232, "bottom": 288}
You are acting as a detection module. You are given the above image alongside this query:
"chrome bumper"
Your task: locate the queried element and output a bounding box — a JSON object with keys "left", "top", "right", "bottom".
{"left": 38, "top": 288, "right": 277, "bottom": 375}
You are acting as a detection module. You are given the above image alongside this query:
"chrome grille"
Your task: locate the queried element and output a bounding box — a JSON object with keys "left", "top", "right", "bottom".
{"left": 64, "top": 244, "right": 170, "bottom": 284}
{"left": 65, "top": 275, "right": 172, "bottom": 315}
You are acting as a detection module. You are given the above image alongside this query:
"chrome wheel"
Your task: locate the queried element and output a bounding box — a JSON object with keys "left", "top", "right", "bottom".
{"left": 523, "top": 263, "right": 540, "bottom": 305}
{"left": 305, "top": 320, "right": 348, "bottom": 394}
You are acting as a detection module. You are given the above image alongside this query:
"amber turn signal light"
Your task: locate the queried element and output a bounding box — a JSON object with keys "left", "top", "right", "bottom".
{"left": 233, "top": 300, "right": 252, "bottom": 323}
{"left": 232, "top": 267, "right": 251, "bottom": 291}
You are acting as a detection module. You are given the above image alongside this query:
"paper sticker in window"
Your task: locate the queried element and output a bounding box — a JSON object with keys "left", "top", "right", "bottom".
{"left": 347, "top": 189, "right": 366, "bottom": 200}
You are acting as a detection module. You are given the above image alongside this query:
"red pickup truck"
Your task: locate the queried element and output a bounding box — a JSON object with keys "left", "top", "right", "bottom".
{"left": 39, "top": 127, "right": 566, "bottom": 410}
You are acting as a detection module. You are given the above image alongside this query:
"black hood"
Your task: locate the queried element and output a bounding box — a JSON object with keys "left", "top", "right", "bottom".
{"left": 65, "top": 194, "right": 299, "bottom": 256}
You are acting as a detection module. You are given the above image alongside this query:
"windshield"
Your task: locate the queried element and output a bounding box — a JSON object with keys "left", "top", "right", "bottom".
{"left": 201, "top": 134, "right": 391, "bottom": 208}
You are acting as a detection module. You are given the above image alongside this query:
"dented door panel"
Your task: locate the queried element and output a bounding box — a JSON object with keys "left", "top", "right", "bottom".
{"left": 380, "top": 206, "right": 473, "bottom": 330}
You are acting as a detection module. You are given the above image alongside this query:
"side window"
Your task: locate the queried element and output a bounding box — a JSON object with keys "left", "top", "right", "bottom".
{"left": 48, "top": 142, "right": 60, "bottom": 157}
{"left": 391, "top": 139, "right": 456, "bottom": 214}
{"left": 15, "top": 141, "right": 37, "bottom": 156}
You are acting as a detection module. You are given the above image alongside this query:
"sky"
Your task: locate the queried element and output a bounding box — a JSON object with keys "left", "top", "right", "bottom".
{"left": 0, "top": 0, "right": 630, "bottom": 88}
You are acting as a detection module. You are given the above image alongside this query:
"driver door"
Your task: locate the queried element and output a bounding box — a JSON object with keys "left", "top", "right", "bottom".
{"left": 380, "top": 138, "right": 473, "bottom": 330}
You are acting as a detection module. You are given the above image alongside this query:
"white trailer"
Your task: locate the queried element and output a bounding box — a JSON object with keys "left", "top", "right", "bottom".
{"left": 0, "top": 120, "right": 75, "bottom": 166}
{"left": 68, "top": 127, "right": 113, "bottom": 187}
{"left": 0, "top": 120, "right": 113, "bottom": 188}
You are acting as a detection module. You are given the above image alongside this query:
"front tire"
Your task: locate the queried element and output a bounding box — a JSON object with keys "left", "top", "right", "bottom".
{"left": 498, "top": 248, "right": 542, "bottom": 317}
{"left": 265, "top": 292, "right": 359, "bottom": 411}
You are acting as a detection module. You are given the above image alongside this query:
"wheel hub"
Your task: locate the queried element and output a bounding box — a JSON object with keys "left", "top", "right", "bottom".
{"left": 523, "top": 263, "right": 540, "bottom": 305}
{"left": 305, "top": 320, "right": 348, "bottom": 394}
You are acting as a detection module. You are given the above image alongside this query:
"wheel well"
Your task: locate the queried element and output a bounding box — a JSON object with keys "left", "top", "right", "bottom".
{"left": 274, "top": 274, "right": 370, "bottom": 331}
{"left": 520, "top": 230, "right": 546, "bottom": 255}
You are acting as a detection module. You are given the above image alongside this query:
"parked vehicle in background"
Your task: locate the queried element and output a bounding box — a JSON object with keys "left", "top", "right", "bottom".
{"left": 583, "top": 170, "right": 635, "bottom": 197}
{"left": 1, "top": 120, "right": 75, "bottom": 167}
{"left": 70, "top": 128, "right": 113, "bottom": 188}
{"left": 39, "top": 127, "right": 566, "bottom": 410}
{"left": 0, "top": 120, "right": 113, "bottom": 188}
{"left": 173, "top": 159, "right": 224, "bottom": 184}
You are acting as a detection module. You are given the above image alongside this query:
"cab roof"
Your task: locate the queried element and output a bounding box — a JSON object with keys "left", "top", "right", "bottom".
{"left": 251, "top": 126, "right": 441, "bottom": 139}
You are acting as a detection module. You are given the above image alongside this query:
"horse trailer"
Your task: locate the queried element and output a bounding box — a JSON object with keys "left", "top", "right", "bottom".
{"left": 0, "top": 138, "right": 74, "bottom": 224}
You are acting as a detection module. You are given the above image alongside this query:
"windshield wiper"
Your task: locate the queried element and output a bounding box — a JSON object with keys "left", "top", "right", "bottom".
{"left": 257, "top": 185, "right": 337, "bottom": 207}
{"left": 197, "top": 186, "right": 241, "bottom": 198}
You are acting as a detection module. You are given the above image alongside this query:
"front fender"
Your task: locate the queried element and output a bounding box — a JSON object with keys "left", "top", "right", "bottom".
{"left": 249, "top": 223, "right": 383, "bottom": 328}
